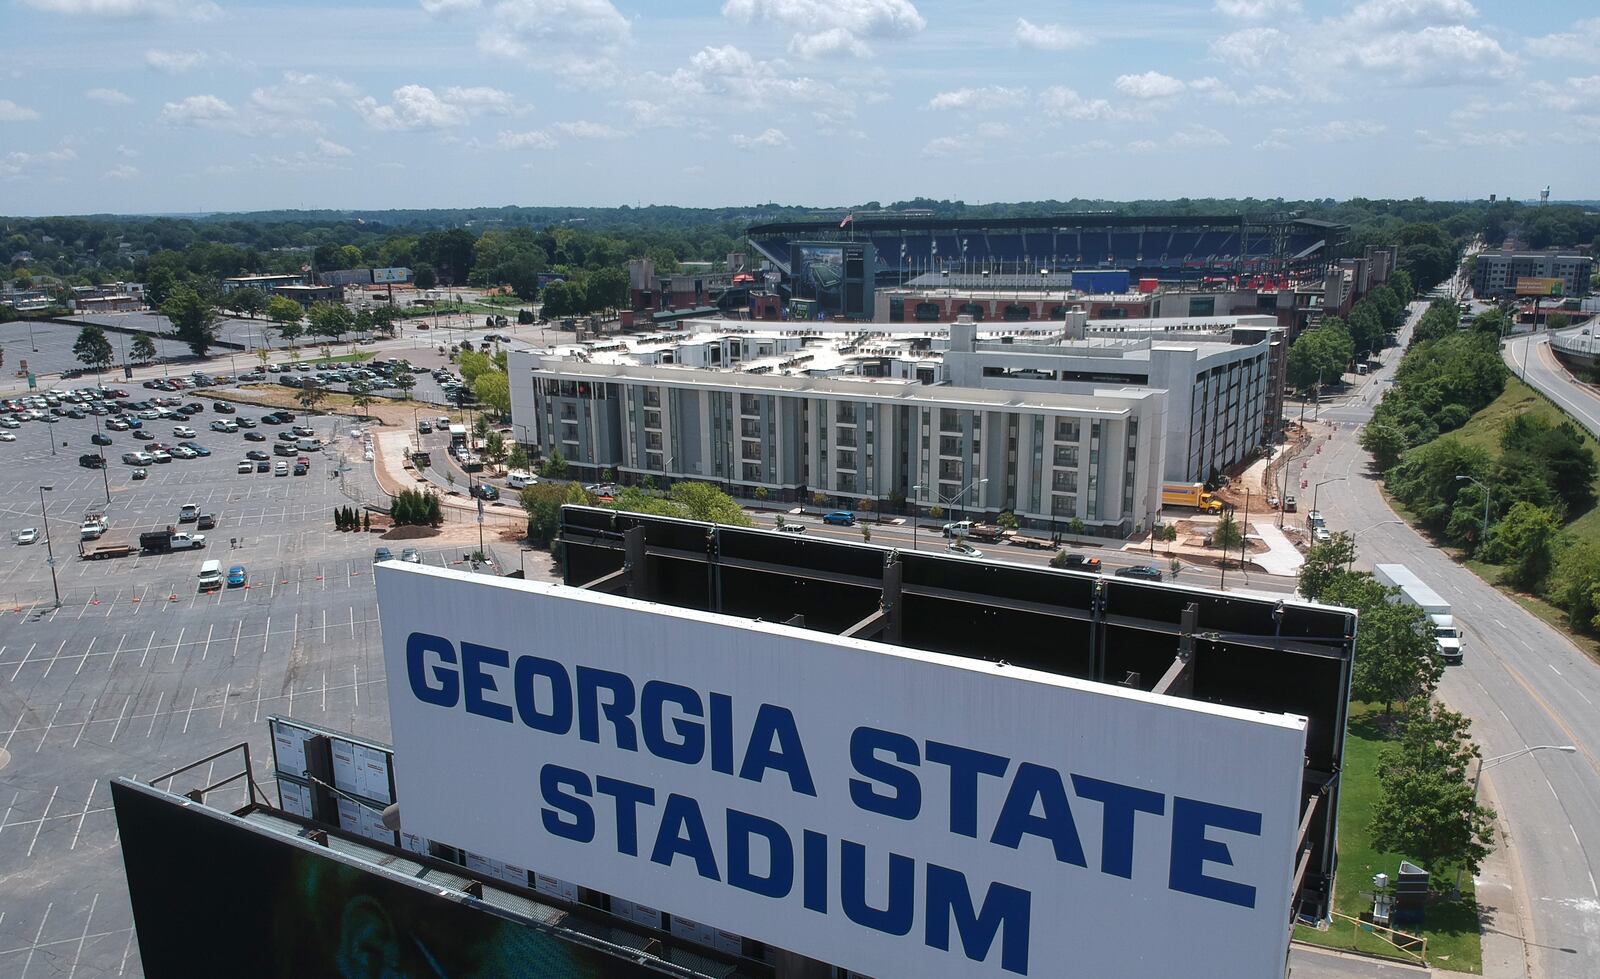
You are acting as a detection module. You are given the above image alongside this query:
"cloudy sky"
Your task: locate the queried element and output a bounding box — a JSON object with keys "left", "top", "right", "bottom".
{"left": 1, "top": 0, "right": 1596, "bottom": 215}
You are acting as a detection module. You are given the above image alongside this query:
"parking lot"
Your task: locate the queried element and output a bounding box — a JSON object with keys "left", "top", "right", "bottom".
{"left": 0, "top": 386, "right": 534, "bottom": 977}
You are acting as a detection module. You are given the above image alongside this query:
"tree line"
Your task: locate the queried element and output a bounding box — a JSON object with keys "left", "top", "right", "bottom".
{"left": 1285, "top": 270, "right": 1414, "bottom": 391}
{"left": 1360, "top": 304, "right": 1600, "bottom": 635}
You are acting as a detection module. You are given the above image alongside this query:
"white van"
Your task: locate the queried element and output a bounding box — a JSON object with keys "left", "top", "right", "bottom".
{"left": 197, "top": 559, "right": 223, "bottom": 592}
{"left": 296, "top": 437, "right": 323, "bottom": 452}
{"left": 507, "top": 470, "right": 536, "bottom": 489}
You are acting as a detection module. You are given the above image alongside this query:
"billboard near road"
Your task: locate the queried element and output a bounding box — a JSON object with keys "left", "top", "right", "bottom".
{"left": 378, "top": 567, "right": 1307, "bottom": 978}
{"left": 1516, "top": 276, "right": 1564, "bottom": 297}
{"left": 372, "top": 266, "right": 411, "bottom": 285}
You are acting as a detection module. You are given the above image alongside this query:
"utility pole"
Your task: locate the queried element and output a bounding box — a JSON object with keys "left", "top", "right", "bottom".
{"left": 39, "top": 484, "right": 60, "bottom": 608}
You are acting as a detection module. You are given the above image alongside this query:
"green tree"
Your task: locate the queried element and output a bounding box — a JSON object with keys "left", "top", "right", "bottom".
{"left": 1211, "top": 510, "right": 1242, "bottom": 555}
{"left": 473, "top": 370, "right": 511, "bottom": 417}
{"left": 1480, "top": 501, "right": 1565, "bottom": 590}
{"left": 296, "top": 377, "right": 327, "bottom": 414}
{"left": 413, "top": 263, "right": 437, "bottom": 290}
{"left": 997, "top": 510, "right": 1019, "bottom": 530}
{"left": 1550, "top": 541, "right": 1600, "bottom": 633}
{"left": 72, "top": 325, "right": 114, "bottom": 373}
{"left": 1372, "top": 699, "right": 1496, "bottom": 882}
{"left": 1286, "top": 322, "right": 1354, "bottom": 391}
{"left": 1066, "top": 516, "right": 1085, "bottom": 541}
{"left": 306, "top": 301, "right": 354, "bottom": 343}
{"left": 393, "top": 370, "right": 416, "bottom": 401}
{"left": 1323, "top": 573, "right": 1443, "bottom": 713}
{"left": 483, "top": 430, "right": 506, "bottom": 467}
{"left": 539, "top": 447, "right": 569, "bottom": 479}
{"left": 1297, "top": 532, "right": 1356, "bottom": 602}
{"left": 507, "top": 443, "right": 530, "bottom": 472}
{"left": 522, "top": 481, "right": 590, "bottom": 544}
{"left": 1360, "top": 422, "right": 1407, "bottom": 472}
{"left": 265, "top": 295, "right": 304, "bottom": 346}
{"left": 131, "top": 333, "right": 157, "bottom": 363}
{"left": 161, "top": 284, "right": 220, "bottom": 357}
{"left": 349, "top": 380, "right": 373, "bottom": 420}
{"left": 1547, "top": 312, "right": 1570, "bottom": 331}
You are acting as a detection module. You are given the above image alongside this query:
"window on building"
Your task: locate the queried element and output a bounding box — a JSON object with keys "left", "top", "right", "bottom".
{"left": 1054, "top": 445, "right": 1078, "bottom": 468}
{"left": 1051, "top": 494, "right": 1076, "bottom": 516}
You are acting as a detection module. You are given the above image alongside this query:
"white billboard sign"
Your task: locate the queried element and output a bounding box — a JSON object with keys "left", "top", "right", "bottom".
{"left": 377, "top": 566, "right": 1306, "bottom": 979}
{"left": 372, "top": 267, "right": 409, "bottom": 284}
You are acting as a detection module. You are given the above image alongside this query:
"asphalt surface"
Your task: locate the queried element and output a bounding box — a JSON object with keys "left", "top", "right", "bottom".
{"left": 0, "top": 397, "right": 540, "bottom": 978}
{"left": 1504, "top": 328, "right": 1600, "bottom": 441}
{"left": 1309, "top": 303, "right": 1600, "bottom": 979}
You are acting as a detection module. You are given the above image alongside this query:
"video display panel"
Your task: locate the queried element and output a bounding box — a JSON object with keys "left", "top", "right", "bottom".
{"left": 112, "top": 779, "right": 669, "bottom": 979}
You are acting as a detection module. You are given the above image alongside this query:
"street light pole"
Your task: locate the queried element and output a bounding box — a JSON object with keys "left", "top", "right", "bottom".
{"left": 911, "top": 483, "right": 922, "bottom": 552}
{"left": 39, "top": 484, "right": 60, "bottom": 608}
{"left": 1347, "top": 519, "right": 1404, "bottom": 571}
{"left": 1453, "top": 744, "right": 1576, "bottom": 898}
{"left": 1311, "top": 477, "right": 1345, "bottom": 515}
{"left": 1455, "top": 475, "right": 1491, "bottom": 545}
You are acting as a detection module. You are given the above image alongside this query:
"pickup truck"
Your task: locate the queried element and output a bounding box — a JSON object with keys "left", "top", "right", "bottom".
{"left": 139, "top": 527, "right": 207, "bottom": 554}
{"left": 80, "top": 518, "right": 109, "bottom": 540}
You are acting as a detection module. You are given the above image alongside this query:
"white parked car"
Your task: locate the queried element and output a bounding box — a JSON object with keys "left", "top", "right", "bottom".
{"left": 0, "top": 432, "right": 14, "bottom": 442}
{"left": 173, "top": 425, "right": 197, "bottom": 438}
{"left": 151, "top": 450, "right": 172, "bottom": 464}
{"left": 138, "top": 409, "right": 160, "bottom": 419}
{"left": 210, "top": 419, "right": 238, "bottom": 433}
{"left": 16, "top": 528, "right": 38, "bottom": 545}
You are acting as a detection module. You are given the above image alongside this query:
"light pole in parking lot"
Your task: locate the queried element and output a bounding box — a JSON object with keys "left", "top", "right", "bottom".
{"left": 93, "top": 411, "right": 110, "bottom": 504}
{"left": 39, "top": 484, "right": 60, "bottom": 608}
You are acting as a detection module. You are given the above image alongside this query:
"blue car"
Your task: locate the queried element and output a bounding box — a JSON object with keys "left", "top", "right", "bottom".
{"left": 124, "top": 417, "right": 142, "bottom": 429}
{"left": 822, "top": 510, "right": 856, "bottom": 526}
{"left": 226, "top": 565, "right": 247, "bottom": 587}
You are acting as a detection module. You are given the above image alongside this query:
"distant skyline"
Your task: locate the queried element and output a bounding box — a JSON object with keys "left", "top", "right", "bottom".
{"left": 1, "top": 0, "right": 1597, "bottom": 216}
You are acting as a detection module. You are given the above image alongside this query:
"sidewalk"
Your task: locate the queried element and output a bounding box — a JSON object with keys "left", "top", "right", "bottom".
{"left": 1254, "top": 522, "right": 1304, "bottom": 576}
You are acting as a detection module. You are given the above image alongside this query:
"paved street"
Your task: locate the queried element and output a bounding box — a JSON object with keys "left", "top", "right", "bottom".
{"left": 1503, "top": 329, "right": 1600, "bottom": 440}
{"left": 1305, "top": 304, "right": 1600, "bottom": 979}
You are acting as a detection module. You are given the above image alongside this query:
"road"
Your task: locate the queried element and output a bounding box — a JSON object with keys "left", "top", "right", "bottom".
{"left": 1504, "top": 329, "right": 1600, "bottom": 440}
{"left": 1309, "top": 303, "right": 1600, "bottom": 979}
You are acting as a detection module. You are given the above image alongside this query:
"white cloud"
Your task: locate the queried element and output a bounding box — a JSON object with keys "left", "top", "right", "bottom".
{"left": 250, "top": 72, "right": 359, "bottom": 115}
{"left": 84, "top": 87, "right": 134, "bottom": 106}
{"left": 1038, "top": 85, "right": 1116, "bottom": 120}
{"left": 1214, "top": 0, "right": 1300, "bottom": 17}
{"left": 1345, "top": 0, "right": 1478, "bottom": 31}
{"left": 1255, "top": 119, "right": 1386, "bottom": 149}
{"left": 554, "top": 119, "right": 626, "bottom": 139}
{"left": 1113, "top": 71, "right": 1187, "bottom": 99}
{"left": 145, "top": 48, "right": 207, "bottom": 73}
{"left": 315, "top": 138, "right": 353, "bottom": 158}
{"left": 730, "top": 127, "right": 790, "bottom": 150}
{"left": 1345, "top": 25, "right": 1514, "bottom": 85}
{"left": 159, "top": 94, "right": 235, "bottom": 127}
{"left": 0, "top": 99, "right": 40, "bottom": 122}
{"left": 420, "top": 0, "right": 479, "bottom": 12}
{"left": 1167, "top": 125, "right": 1230, "bottom": 148}
{"left": 724, "top": 0, "right": 923, "bottom": 60}
{"left": 1531, "top": 76, "right": 1600, "bottom": 114}
{"left": 1208, "top": 27, "right": 1291, "bottom": 72}
{"left": 1186, "top": 76, "right": 1291, "bottom": 105}
{"left": 22, "top": 0, "right": 217, "bottom": 18}
{"left": 1526, "top": 18, "right": 1600, "bottom": 63}
{"left": 495, "top": 128, "right": 557, "bottom": 149}
{"left": 477, "top": 0, "right": 631, "bottom": 70}
{"left": 115, "top": 143, "right": 139, "bottom": 157}
{"left": 1012, "top": 17, "right": 1087, "bottom": 51}
{"left": 788, "top": 28, "right": 871, "bottom": 59}
{"left": 1, "top": 142, "right": 78, "bottom": 179}
{"left": 351, "top": 84, "right": 513, "bottom": 131}
{"left": 658, "top": 45, "right": 841, "bottom": 110}
{"left": 920, "top": 134, "right": 970, "bottom": 158}
{"left": 926, "top": 86, "right": 1026, "bottom": 111}
{"left": 722, "top": 0, "right": 924, "bottom": 37}
{"left": 103, "top": 163, "right": 139, "bottom": 180}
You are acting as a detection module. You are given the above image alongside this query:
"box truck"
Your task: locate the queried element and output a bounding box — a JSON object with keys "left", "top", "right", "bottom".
{"left": 1374, "top": 564, "right": 1463, "bottom": 664}
{"left": 1161, "top": 481, "right": 1225, "bottom": 513}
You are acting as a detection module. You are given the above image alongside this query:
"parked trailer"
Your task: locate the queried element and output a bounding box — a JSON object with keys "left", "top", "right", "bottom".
{"left": 80, "top": 539, "right": 133, "bottom": 560}
{"left": 1006, "top": 534, "right": 1056, "bottom": 550}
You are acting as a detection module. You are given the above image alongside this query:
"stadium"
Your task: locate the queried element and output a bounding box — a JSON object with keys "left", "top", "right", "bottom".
{"left": 744, "top": 213, "right": 1350, "bottom": 319}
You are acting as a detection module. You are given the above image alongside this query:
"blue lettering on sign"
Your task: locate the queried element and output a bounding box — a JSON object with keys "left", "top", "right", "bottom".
{"left": 411, "top": 633, "right": 1278, "bottom": 975}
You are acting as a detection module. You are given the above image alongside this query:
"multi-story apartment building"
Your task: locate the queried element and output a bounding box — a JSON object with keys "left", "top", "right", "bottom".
{"left": 1471, "top": 249, "right": 1594, "bottom": 299}
{"left": 508, "top": 352, "right": 1167, "bottom": 536}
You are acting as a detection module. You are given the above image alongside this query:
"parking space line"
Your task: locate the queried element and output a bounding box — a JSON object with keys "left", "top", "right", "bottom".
{"left": 39, "top": 639, "right": 68, "bottom": 681}
{"left": 10, "top": 642, "right": 36, "bottom": 682}
{"left": 35, "top": 703, "right": 61, "bottom": 752}
{"left": 169, "top": 626, "right": 184, "bottom": 665}
{"left": 69, "top": 781, "right": 98, "bottom": 851}
{"left": 20, "top": 901, "right": 51, "bottom": 978}
{"left": 72, "top": 699, "right": 96, "bottom": 749}
{"left": 65, "top": 892, "right": 98, "bottom": 979}
{"left": 137, "top": 631, "right": 155, "bottom": 669}
{"left": 2, "top": 713, "right": 21, "bottom": 751}
{"left": 25, "top": 789, "right": 56, "bottom": 857}
{"left": 108, "top": 694, "right": 132, "bottom": 744}
{"left": 145, "top": 690, "right": 163, "bottom": 739}
{"left": 181, "top": 688, "right": 198, "bottom": 734}
{"left": 73, "top": 637, "right": 96, "bottom": 676}
{"left": 201, "top": 623, "right": 214, "bottom": 661}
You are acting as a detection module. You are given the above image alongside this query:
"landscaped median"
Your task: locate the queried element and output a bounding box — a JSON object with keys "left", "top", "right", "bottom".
{"left": 1293, "top": 703, "right": 1484, "bottom": 972}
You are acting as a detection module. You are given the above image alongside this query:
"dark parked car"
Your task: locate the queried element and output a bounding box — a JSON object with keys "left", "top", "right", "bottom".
{"left": 245, "top": 450, "right": 270, "bottom": 461}
{"left": 373, "top": 547, "right": 394, "bottom": 563}
{"left": 255, "top": 460, "right": 270, "bottom": 472}
{"left": 212, "top": 402, "right": 235, "bottom": 413}
{"left": 1057, "top": 553, "right": 1102, "bottom": 571}
{"left": 1113, "top": 565, "right": 1164, "bottom": 582}
{"left": 91, "top": 433, "right": 113, "bottom": 445}
{"left": 133, "top": 430, "right": 155, "bottom": 440}
{"left": 470, "top": 483, "right": 500, "bottom": 501}
{"left": 196, "top": 513, "right": 217, "bottom": 530}
{"left": 244, "top": 431, "right": 266, "bottom": 442}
